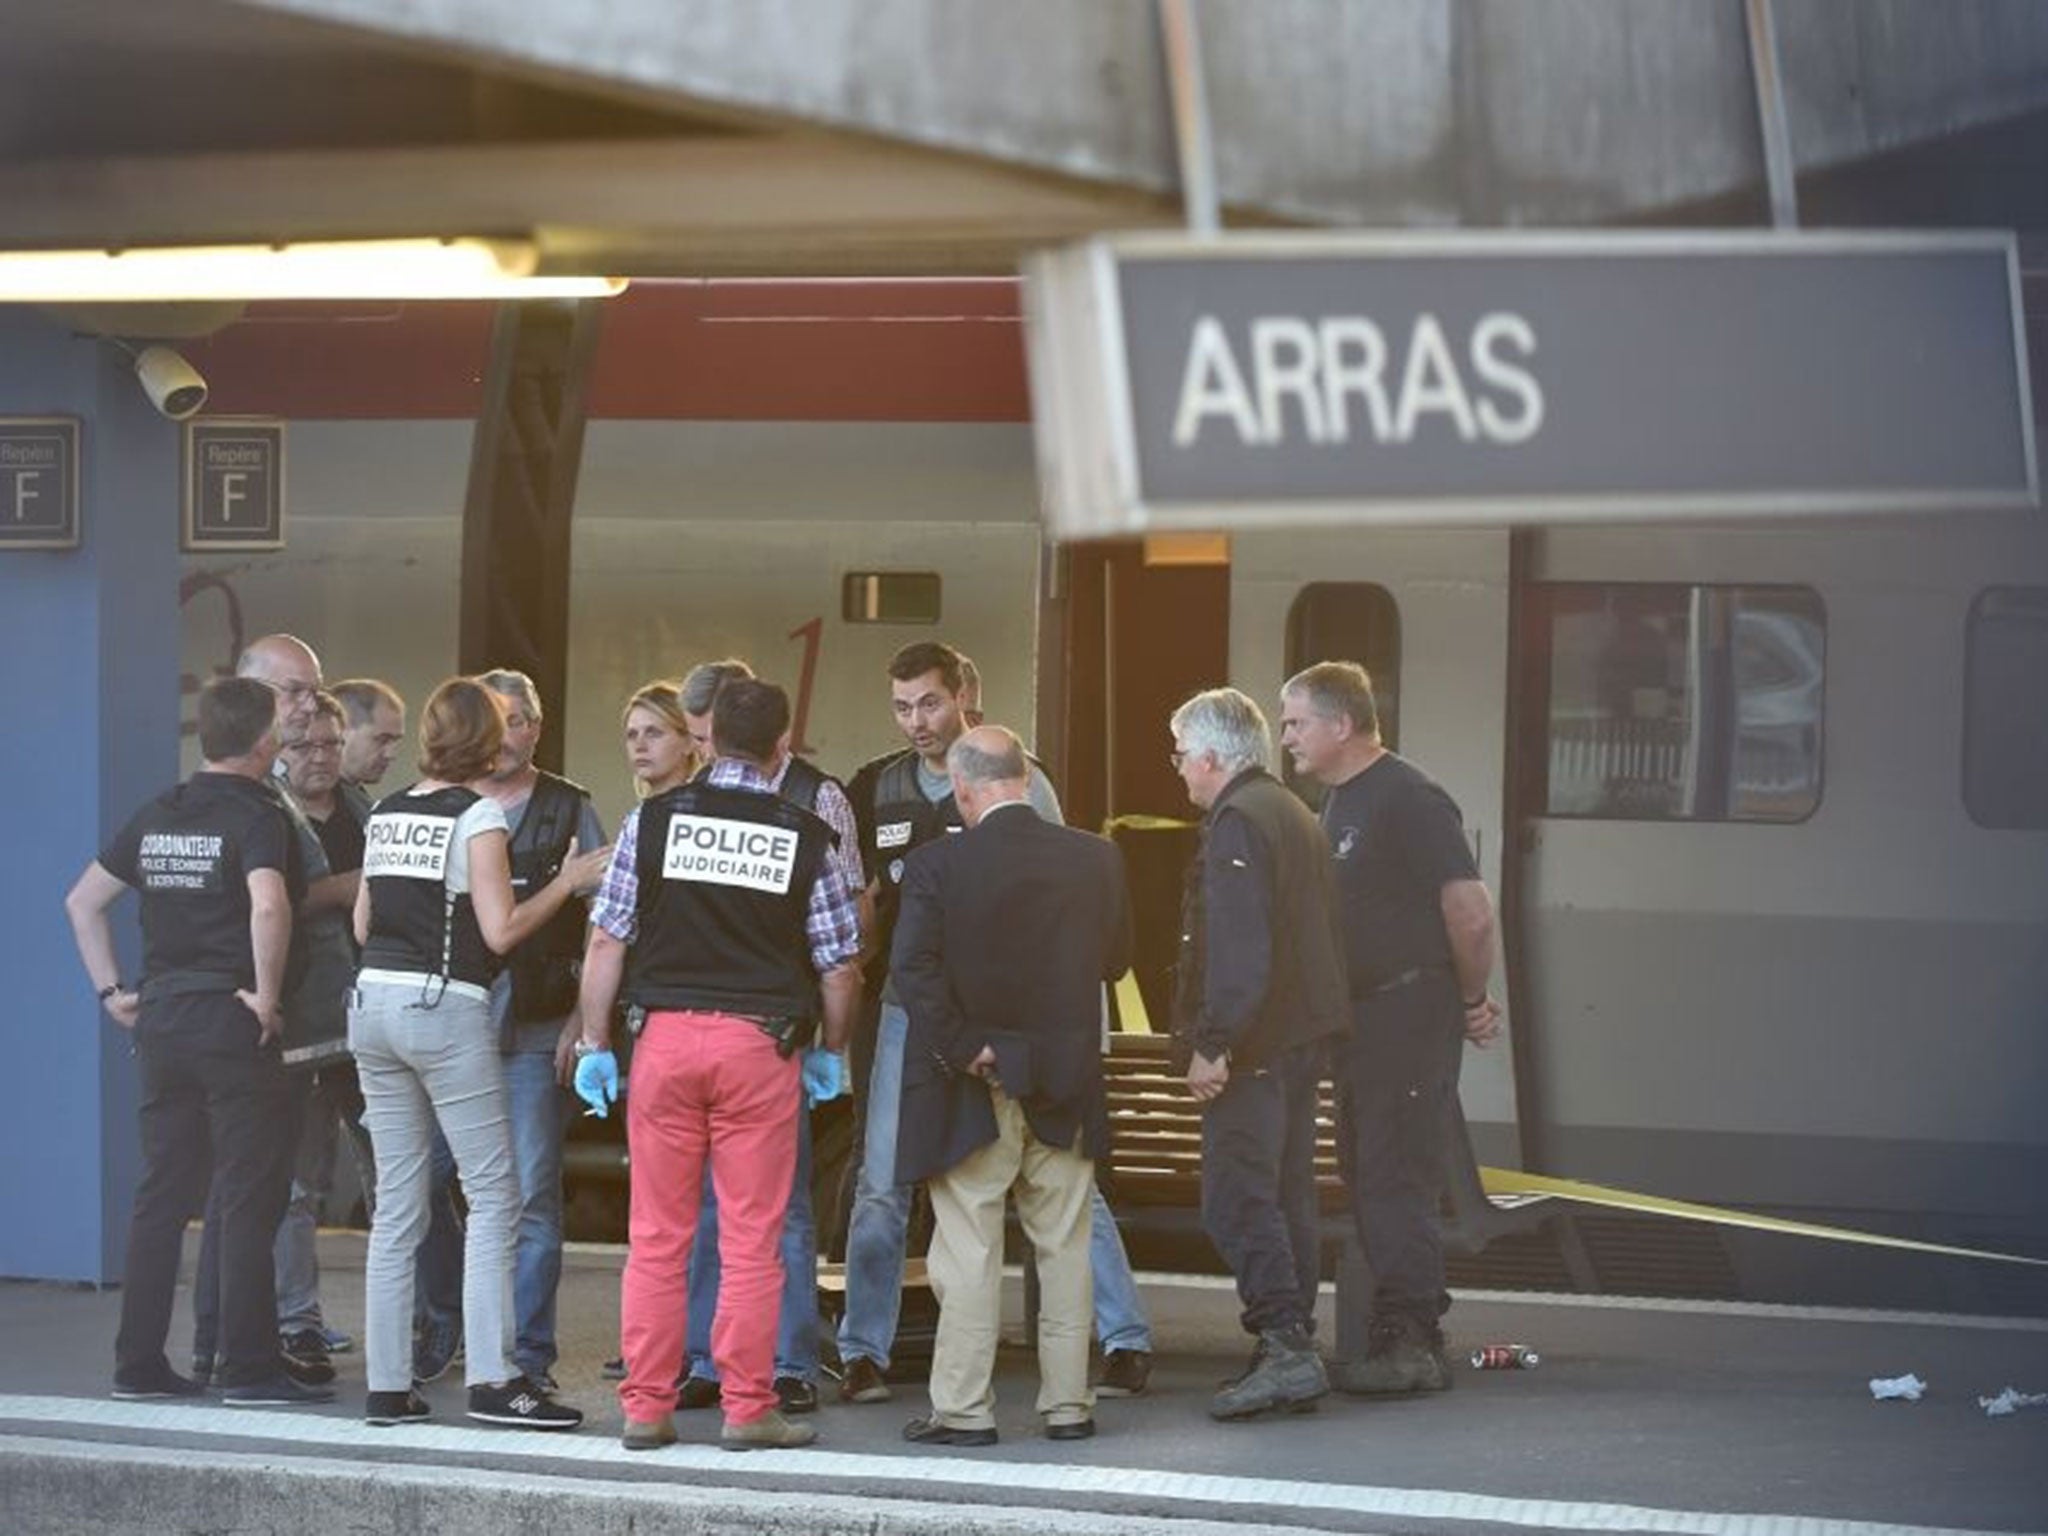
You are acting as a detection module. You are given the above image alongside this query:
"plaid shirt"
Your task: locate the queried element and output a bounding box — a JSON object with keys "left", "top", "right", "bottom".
{"left": 589, "top": 758, "right": 860, "bottom": 973}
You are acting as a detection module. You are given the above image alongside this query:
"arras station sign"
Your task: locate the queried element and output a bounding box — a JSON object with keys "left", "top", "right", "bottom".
{"left": 1022, "top": 231, "right": 2037, "bottom": 536}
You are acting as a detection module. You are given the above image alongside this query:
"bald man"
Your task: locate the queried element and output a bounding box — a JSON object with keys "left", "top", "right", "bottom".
{"left": 892, "top": 726, "right": 1133, "bottom": 1445}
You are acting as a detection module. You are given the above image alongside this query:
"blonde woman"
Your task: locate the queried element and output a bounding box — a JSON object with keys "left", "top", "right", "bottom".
{"left": 623, "top": 681, "right": 698, "bottom": 799}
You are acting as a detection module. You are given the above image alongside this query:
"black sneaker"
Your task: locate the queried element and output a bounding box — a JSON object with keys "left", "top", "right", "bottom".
{"left": 601, "top": 1355, "right": 627, "bottom": 1381}
{"left": 467, "top": 1376, "right": 583, "bottom": 1431}
{"left": 281, "top": 1328, "right": 333, "bottom": 1370}
{"left": 112, "top": 1365, "right": 205, "bottom": 1401}
{"left": 526, "top": 1369, "right": 560, "bottom": 1395}
{"left": 413, "top": 1318, "right": 461, "bottom": 1384}
{"left": 365, "top": 1389, "right": 432, "bottom": 1426}
{"left": 282, "top": 1351, "right": 337, "bottom": 1388}
{"left": 222, "top": 1375, "right": 337, "bottom": 1407}
{"left": 775, "top": 1376, "right": 818, "bottom": 1414}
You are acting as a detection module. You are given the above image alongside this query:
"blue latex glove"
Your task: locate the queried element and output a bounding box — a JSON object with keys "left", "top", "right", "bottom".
{"left": 573, "top": 1049, "right": 619, "bottom": 1118}
{"left": 801, "top": 1048, "right": 845, "bottom": 1109}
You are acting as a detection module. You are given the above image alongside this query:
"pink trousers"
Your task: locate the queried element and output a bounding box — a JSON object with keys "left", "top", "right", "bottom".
{"left": 619, "top": 1010, "right": 800, "bottom": 1425}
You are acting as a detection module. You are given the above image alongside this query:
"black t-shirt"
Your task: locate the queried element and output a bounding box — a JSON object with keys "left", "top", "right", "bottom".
{"left": 1319, "top": 753, "right": 1479, "bottom": 994}
{"left": 309, "top": 796, "right": 366, "bottom": 876}
{"left": 98, "top": 771, "right": 296, "bottom": 988}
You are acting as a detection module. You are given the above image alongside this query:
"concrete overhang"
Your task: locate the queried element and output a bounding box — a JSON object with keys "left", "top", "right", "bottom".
{"left": 1, "top": 0, "right": 2046, "bottom": 276}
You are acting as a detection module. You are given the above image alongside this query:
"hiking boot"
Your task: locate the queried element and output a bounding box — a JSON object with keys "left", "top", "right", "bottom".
{"left": 221, "top": 1375, "right": 337, "bottom": 1407}
{"left": 677, "top": 1375, "right": 722, "bottom": 1410}
{"left": 622, "top": 1414, "right": 678, "bottom": 1452}
{"left": 1333, "top": 1317, "right": 1452, "bottom": 1397}
{"left": 1207, "top": 1329, "right": 1328, "bottom": 1421}
{"left": 837, "top": 1357, "right": 891, "bottom": 1404}
{"left": 467, "top": 1375, "right": 584, "bottom": 1431}
{"left": 280, "top": 1328, "right": 332, "bottom": 1371}
{"left": 1095, "top": 1349, "right": 1151, "bottom": 1397}
{"left": 722, "top": 1408, "right": 817, "bottom": 1451}
{"left": 413, "top": 1318, "right": 460, "bottom": 1384}
{"left": 365, "top": 1389, "right": 432, "bottom": 1426}
{"left": 112, "top": 1364, "right": 205, "bottom": 1402}
{"left": 1217, "top": 1334, "right": 1272, "bottom": 1389}
{"left": 282, "top": 1351, "right": 337, "bottom": 1388}
{"left": 776, "top": 1376, "right": 819, "bottom": 1414}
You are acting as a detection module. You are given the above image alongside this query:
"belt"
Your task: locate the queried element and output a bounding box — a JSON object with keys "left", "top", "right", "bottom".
{"left": 1362, "top": 964, "right": 1450, "bottom": 998}
{"left": 355, "top": 968, "right": 491, "bottom": 1005}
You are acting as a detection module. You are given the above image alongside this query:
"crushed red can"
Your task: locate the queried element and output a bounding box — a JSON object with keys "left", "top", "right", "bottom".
{"left": 1469, "top": 1343, "right": 1541, "bottom": 1369}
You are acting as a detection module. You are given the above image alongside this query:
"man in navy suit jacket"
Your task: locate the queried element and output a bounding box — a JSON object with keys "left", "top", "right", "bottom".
{"left": 890, "top": 726, "right": 1132, "bottom": 1446}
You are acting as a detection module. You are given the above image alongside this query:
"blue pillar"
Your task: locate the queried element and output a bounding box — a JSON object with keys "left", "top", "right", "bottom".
{"left": 0, "top": 310, "right": 181, "bottom": 1283}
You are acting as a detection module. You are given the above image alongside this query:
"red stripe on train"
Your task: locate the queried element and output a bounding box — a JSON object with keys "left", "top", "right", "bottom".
{"left": 186, "top": 280, "right": 1029, "bottom": 422}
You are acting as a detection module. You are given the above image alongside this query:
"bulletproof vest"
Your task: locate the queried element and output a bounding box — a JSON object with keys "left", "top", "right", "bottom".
{"left": 777, "top": 754, "right": 827, "bottom": 816}
{"left": 504, "top": 771, "right": 591, "bottom": 1024}
{"left": 359, "top": 785, "right": 497, "bottom": 991}
{"left": 272, "top": 783, "right": 350, "bottom": 1068}
{"left": 856, "top": 750, "right": 963, "bottom": 990}
{"left": 624, "top": 781, "right": 833, "bottom": 1023}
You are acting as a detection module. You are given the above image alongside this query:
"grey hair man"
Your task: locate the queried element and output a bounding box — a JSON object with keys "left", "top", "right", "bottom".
{"left": 1279, "top": 660, "right": 1499, "bottom": 1396}
{"left": 331, "top": 678, "right": 406, "bottom": 797}
{"left": 1168, "top": 687, "right": 1349, "bottom": 1421}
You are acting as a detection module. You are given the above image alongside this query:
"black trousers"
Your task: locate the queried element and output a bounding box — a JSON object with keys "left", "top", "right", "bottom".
{"left": 116, "top": 996, "right": 294, "bottom": 1388}
{"left": 1198, "top": 1041, "right": 1323, "bottom": 1337}
{"left": 191, "top": 1070, "right": 312, "bottom": 1361}
{"left": 1337, "top": 973, "right": 1464, "bottom": 1330}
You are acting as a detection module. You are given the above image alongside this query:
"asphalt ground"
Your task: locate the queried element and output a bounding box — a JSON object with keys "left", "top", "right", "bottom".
{"left": 1, "top": 1232, "right": 2044, "bottom": 1535}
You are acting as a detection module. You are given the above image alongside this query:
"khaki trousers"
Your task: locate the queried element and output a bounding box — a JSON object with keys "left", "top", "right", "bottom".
{"left": 925, "top": 1087, "right": 1096, "bottom": 1430}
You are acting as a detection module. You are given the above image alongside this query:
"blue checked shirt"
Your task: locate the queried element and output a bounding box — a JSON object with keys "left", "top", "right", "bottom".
{"left": 589, "top": 758, "right": 861, "bottom": 974}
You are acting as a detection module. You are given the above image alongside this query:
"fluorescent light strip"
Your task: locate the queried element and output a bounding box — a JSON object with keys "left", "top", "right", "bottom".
{"left": 0, "top": 239, "right": 624, "bottom": 300}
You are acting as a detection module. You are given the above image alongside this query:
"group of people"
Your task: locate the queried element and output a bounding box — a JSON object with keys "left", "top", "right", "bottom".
{"left": 66, "top": 628, "right": 1499, "bottom": 1452}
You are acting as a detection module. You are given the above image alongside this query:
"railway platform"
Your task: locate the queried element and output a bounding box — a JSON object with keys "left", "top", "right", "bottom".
{"left": 2, "top": 1231, "right": 2043, "bottom": 1536}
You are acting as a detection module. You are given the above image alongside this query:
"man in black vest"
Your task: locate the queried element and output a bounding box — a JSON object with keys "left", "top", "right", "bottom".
{"left": 63, "top": 677, "right": 333, "bottom": 1407}
{"left": 836, "top": 642, "right": 1154, "bottom": 1404}
{"left": 674, "top": 656, "right": 861, "bottom": 1417}
{"left": 575, "top": 678, "right": 862, "bottom": 1452}
{"left": 472, "top": 668, "right": 606, "bottom": 1392}
{"left": 1170, "top": 686, "right": 1350, "bottom": 1421}
{"left": 1280, "top": 661, "right": 1502, "bottom": 1396}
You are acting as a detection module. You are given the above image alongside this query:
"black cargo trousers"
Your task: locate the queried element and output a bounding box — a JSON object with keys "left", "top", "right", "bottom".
{"left": 1336, "top": 968, "right": 1464, "bottom": 1330}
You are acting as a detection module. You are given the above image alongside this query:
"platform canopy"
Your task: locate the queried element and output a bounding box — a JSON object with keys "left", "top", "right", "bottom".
{"left": 3, "top": 0, "right": 2048, "bottom": 275}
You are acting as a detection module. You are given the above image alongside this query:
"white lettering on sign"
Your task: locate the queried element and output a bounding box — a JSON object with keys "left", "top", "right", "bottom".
{"left": 363, "top": 813, "right": 455, "bottom": 880}
{"left": 1170, "top": 311, "right": 1544, "bottom": 449}
{"left": 12, "top": 471, "right": 39, "bottom": 521}
{"left": 875, "top": 820, "right": 913, "bottom": 850}
{"left": 663, "top": 815, "right": 798, "bottom": 894}
{"left": 219, "top": 472, "right": 247, "bottom": 523}
{"left": 136, "top": 830, "right": 226, "bottom": 891}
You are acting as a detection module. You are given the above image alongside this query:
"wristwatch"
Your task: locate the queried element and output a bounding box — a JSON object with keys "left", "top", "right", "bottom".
{"left": 97, "top": 981, "right": 125, "bottom": 1002}
{"left": 572, "top": 1038, "right": 605, "bottom": 1058}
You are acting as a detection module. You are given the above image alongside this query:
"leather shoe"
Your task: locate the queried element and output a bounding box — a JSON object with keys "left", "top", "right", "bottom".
{"left": 837, "top": 1356, "right": 891, "bottom": 1404}
{"left": 902, "top": 1415, "right": 997, "bottom": 1447}
{"left": 1095, "top": 1349, "right": 1151, "bottom": 1397}
{"left": 1046, "top": 1417, "right": 1096, "bottom": 1441}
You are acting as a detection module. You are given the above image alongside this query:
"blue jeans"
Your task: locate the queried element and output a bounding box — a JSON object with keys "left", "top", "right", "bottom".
{"left": 684, "top": 1084, "right": 817, "bottom": 1383}
{"left": 503, "top": 1047, "right": 568, "bottom": 1376}
{"left": 838, "top": 1002, "right": 1153, "bottom": 1368}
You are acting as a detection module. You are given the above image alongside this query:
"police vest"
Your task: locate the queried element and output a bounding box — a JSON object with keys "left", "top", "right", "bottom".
{"left": 359, "top": 785, "right": 498, "bottom": 993}
{"left": 504, "top": 771, "right": 591, "bottom": 1024}
{"left": 625, "top": 782, "right": 834, "bottom": 1021}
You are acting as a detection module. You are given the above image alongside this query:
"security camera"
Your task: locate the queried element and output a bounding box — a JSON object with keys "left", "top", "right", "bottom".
{"left": 134, "top": 345, "right": 208, "bottom": 421}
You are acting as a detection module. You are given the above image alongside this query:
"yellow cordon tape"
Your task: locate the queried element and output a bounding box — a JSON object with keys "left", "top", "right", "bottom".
{"left": 1479, "top": 1165, "right": 2048, "bottom": 1267}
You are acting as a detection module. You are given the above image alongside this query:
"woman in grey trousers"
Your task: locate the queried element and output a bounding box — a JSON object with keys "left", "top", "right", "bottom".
{"left": 349, "top": 677, "right": 610, "bottom": 1430}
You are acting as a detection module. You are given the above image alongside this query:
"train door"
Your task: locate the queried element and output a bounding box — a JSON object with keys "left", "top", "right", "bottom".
{"left": 1229, "top": 527, "right": 1522, "bottom": 1167}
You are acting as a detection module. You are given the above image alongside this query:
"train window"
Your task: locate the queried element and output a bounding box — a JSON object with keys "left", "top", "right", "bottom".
{"left": 1963, "top": 586, "right": 2048, "bottom": 830}
{"left": 1530, "top": 583, "right": 1824, "bottom": 822}
{"left": 1284, "top": 582, "right": 1400, "bottom": 807}
{"left": 841, "top": 570, "right": 941, "bottom": 624}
